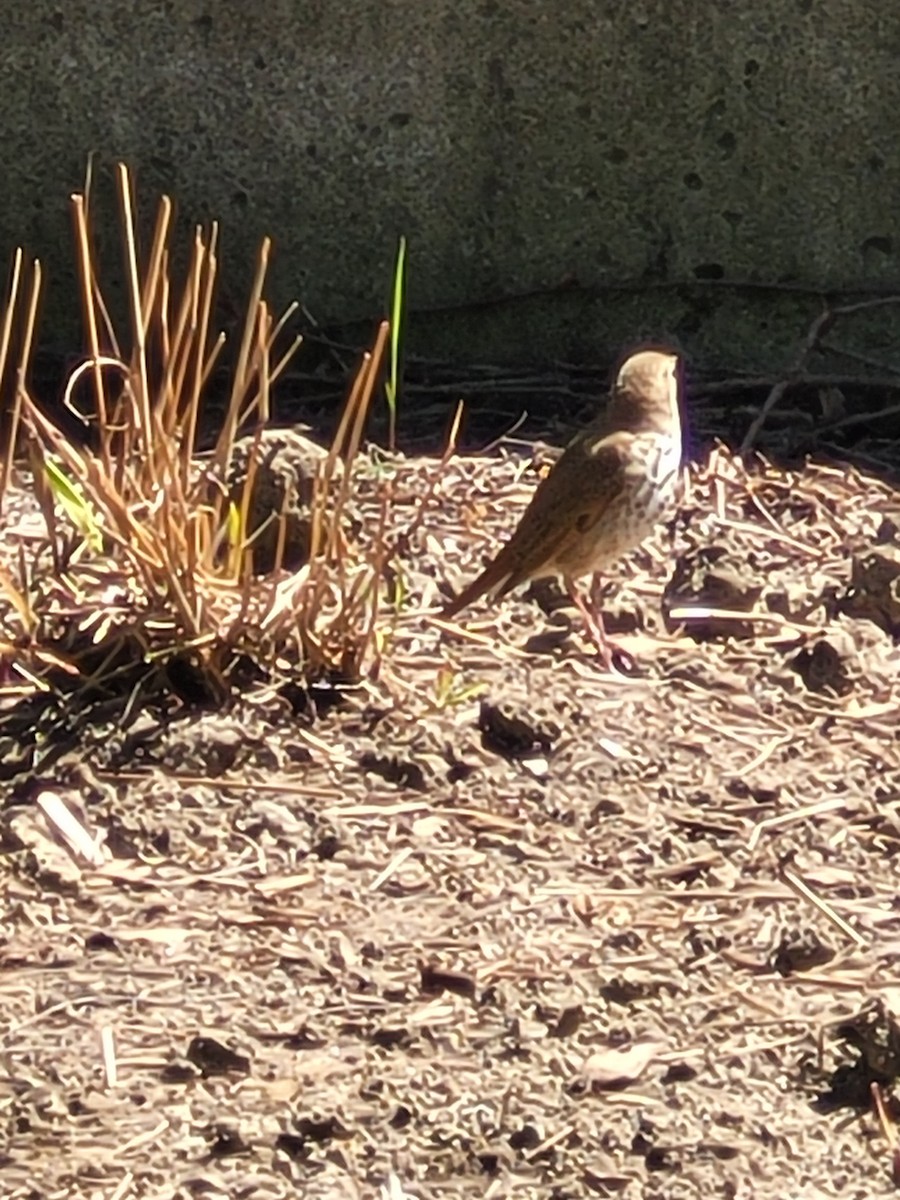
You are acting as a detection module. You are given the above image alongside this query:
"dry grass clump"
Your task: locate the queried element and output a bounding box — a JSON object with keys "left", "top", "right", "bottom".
{"left": 0, "top": 163, "right": 409, "bottom": 707}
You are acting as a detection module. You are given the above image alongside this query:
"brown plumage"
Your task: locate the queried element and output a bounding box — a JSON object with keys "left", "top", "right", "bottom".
{"left": 441, "top": 349, "right": 683, "bottom": 665}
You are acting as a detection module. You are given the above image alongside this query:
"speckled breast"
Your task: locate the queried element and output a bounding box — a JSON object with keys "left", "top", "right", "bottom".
{"left": 559, "top": 429, "right": 681, "bottom": 576}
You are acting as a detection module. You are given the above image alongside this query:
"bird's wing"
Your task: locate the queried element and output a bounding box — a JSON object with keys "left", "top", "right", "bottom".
{"left": 442, "top": 433, "right": 627, "bottom": 616}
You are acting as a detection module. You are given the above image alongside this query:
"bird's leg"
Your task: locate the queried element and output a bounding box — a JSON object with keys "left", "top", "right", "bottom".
{"left": 567, "top": 574, "right": 636, "bottom": 672}
{"left": 565, "top": 576, "right": 614, "bottom": 669}
{"left": 588, "top": 571, "right": 606, "bottom": 620}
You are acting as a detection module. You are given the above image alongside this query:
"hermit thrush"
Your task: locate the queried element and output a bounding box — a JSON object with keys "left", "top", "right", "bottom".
{"left": 441, "top": 349, "right": 683, "bottom": 667}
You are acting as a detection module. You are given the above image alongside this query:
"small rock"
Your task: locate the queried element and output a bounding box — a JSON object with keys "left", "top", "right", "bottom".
{"left": 662, "top": 545, "right": 763, "bottom": 640}
{"left": 210, "top": 428, "right": 340, "bottom": 574}
{"left": 840, "top": 545, "right": 900, "bottom": 637}
{"left": 789, "top": 638, "right": 853, "bottom": 696}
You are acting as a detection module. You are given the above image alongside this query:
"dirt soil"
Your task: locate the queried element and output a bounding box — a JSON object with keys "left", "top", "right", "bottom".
{"left": 3, "top": 437, "right": 900, "bottom": 1200}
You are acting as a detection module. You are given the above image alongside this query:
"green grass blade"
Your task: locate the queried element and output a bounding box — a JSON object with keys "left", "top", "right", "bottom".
{"left": 385, "top": 235, "right": 407, "bottom": 446}
{"left": 43, "top": 457, "right": 103, "bottom": 551}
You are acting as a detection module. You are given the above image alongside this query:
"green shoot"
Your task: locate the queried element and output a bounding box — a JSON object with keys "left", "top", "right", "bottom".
{"left": 43, "top": 457, "right": 103, "bottom": 551}
{"left": 433, "top": 666, "right": 488, "bottom": 710}
{"left": 384, "top": 235, "right": 407, "bottom": 451}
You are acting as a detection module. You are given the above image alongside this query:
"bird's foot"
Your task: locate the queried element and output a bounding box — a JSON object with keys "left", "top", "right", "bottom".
{"left": 584, "top": 625, "right": 636, "bottom": 675}
{"left": 603, "top": 639, "right": 639, "bottom": 675}
{"left": 564, "top": 578, "right": 638, "bottom": 675}
{"left": 564, "top": 585, "right": 628, "bottom": 673}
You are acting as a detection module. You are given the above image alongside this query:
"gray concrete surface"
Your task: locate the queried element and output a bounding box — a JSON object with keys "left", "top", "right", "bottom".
{"left": 1, "top": 0, "right": 898, "bottom": 374}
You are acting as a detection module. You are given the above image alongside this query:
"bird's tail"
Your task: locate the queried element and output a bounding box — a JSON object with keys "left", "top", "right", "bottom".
{"left": 440, "top": 550, "right": 518, "bottom": 618}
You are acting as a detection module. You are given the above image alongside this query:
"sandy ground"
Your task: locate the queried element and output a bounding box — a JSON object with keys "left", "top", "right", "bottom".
{"left": 3, "top": 438, "right": 900, "bottom": 1199}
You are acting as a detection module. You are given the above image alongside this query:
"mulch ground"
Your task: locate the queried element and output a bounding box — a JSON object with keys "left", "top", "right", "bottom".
{"left": 3, "top": 426, "right": 900, "bottom": 1199}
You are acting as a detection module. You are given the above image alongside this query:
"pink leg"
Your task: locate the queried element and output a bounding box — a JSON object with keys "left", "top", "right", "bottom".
{"left": 588, "top": 572, "right": 606, "bottom": 617}
{"left": 565, "top": 576, "right": 614, "bottom": 669}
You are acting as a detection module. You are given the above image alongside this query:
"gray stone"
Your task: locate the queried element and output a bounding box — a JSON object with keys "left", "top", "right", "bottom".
{"left": 222, "top": 428, "right": 339, "bottom": 573}
{"left": 0, "top": 1, "right": 898, "bottom": 372}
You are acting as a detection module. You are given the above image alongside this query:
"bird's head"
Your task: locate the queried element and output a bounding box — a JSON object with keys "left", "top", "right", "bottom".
{"left": 608, "top": 349, "right": 681, "bottom": 435}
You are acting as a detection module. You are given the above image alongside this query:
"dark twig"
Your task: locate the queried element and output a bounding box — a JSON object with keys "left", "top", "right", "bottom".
{"left": 820, "top": 340, "right": 900, "bottom": 377}
{"left": 477, "top": 411, "right": 529, "bottom": 454}
{"left": 816, "top": 442, "right": 900, "bottom": 474}
{"left": 827, "top": 404, "right": 900, "bottom": 433}
{"left": 739, "top": 296, "right": 900, "bottom": 454}
{"left": 694, "top": 373, "right": 900, "bottom": 398}
{"left": 739, "top": 304, "right": 833, "bottom": 454}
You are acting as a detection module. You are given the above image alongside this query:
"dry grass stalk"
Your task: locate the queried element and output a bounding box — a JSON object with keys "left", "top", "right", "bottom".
{"left": 0, "top": 162, "right": 406, "bottom": 697}
{"left": 0, "top": 247, "right": 42, "bottom": 516}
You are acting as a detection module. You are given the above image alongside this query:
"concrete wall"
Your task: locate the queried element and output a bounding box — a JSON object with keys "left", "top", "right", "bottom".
{"left": 1, "top": 0, "right": 898, "bottom": 372}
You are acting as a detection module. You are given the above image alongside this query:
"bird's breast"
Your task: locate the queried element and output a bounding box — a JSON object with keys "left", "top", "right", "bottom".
{"left": 552, "top": 431, "right": 681, "bottom": 577}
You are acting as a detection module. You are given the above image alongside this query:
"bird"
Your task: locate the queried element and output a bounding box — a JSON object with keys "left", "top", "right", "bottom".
{"left": 440, "top": 349, "right": 683, "bottom": 668}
